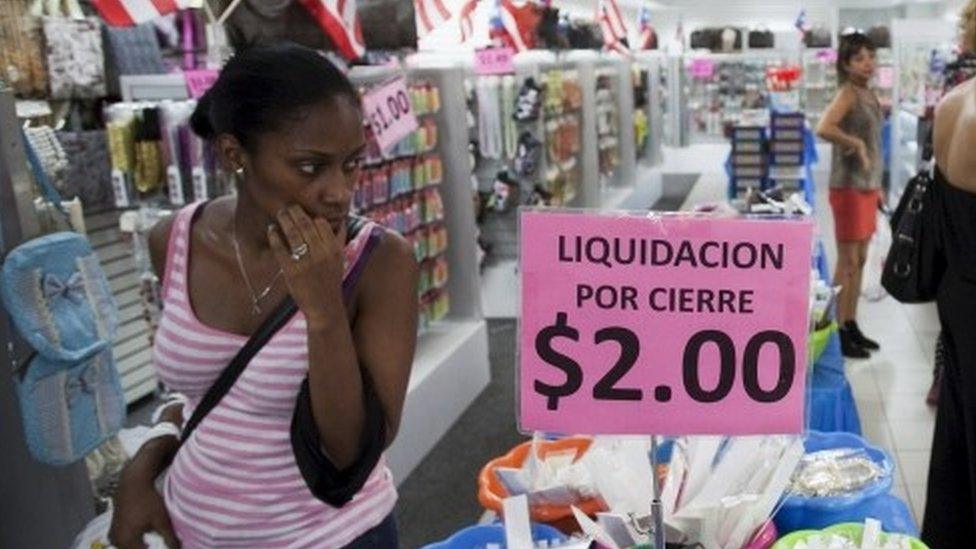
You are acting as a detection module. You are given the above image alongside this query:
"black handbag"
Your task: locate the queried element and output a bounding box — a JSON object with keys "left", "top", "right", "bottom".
{"left": 690, "top": 29, "right": 714, "bottom": 50}
{"left": 881, "top": 166, "right": 945, "bottom": 303}
{"left": 867, "top": 25, "right": 891, "bottom": 48}
{"left": 804, "top": 26, "right": 832, "bottom": 48}
{"left": 749, "top": 29, "right": 774, "bottom": 49}
{"left": 178, "top": 215, "right": 387, "bottom": 507}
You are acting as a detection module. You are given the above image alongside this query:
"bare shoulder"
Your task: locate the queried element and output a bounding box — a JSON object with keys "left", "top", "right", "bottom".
{"left": 832, "top": 83, "right": 859, "bottom": 107}
{"left": 837, "top": 83, "right": 858, "bottom": 99}
{"left": 147, "top": 214, "right": 176, "bottom": 279}
{"left": 372, "top": 229, "right": 419, "bottom": 278}
{"left": 935, "top": 81, "right": 970, "bottom": 127}
{"left": 359, "top": 228, "right": 420, "bottom": 296}
{"left": 934, "top": 80, "right": 976, "bottom": 168}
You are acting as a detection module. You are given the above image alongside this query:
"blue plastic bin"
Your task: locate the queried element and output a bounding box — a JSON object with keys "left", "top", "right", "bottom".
{"left": 422, "top": 523, "right": 567, "bottom": 549}
{"left": 774, "top": 431, "right": 896, "bottom": 534}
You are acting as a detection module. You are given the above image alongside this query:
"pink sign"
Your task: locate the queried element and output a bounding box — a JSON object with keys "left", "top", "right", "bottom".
{"left": 815, "top": 49, "right": 838, "bottom": 64}
{"left": 875, "top": 67, "right": 895, "bottom": 89}
{"left": 691, "top": 59, "right": 715, "bottom": 79}
{"left": 475, "top": 47, "right": 516, "bottom": 75}
{"left": 519, "top": 211, "right": 814, "bottom": 435}
{"left": 362, "top": 76, "right": 419, "bottom": 152}
{"left": 184, "top": 69, "right": 219, "bottom": 99}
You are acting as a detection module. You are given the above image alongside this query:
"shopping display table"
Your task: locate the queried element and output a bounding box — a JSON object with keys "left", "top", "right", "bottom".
{"left": 807, "top": 239, "right": 861, "bottom": 435}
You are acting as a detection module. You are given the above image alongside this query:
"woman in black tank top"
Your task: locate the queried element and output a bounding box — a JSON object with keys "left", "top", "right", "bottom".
{"left": 921, "top": 8, "right": 976, "bottom": 543}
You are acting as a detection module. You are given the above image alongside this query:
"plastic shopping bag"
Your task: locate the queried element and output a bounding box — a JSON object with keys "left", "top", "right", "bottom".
{"left": 863, "top": 211, "right": 890, "bottom": 302}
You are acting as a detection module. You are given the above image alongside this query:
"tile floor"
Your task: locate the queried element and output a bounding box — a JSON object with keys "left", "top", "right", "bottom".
{"left": 680, "top": 146, "right": 940, "bottom": 527}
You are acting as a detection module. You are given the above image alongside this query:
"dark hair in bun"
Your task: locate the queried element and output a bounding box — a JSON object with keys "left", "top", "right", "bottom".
{"left": 837, "top": 32, "right": 877, "bottom": 83}
{"left": 189, "top": 43, "right": 359, "bottom": 149}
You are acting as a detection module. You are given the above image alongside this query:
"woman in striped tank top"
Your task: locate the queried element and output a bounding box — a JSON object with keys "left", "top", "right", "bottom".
{"left": 108, "top": 45, "right": 419, "bottom": 548}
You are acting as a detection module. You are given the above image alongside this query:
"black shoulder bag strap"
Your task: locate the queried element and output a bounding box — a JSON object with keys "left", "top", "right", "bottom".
{"left": 179, "top": 216, "right": 381, "bottom": 447}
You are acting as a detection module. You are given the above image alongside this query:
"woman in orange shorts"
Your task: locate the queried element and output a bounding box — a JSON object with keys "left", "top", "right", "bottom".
{"left": 816, "top": 31, "right": 884, "bottom": 359}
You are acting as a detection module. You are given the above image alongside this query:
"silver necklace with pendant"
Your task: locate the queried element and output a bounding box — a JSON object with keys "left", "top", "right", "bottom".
{"left": 232, "top": 230, "right": 283, "bottom": 315}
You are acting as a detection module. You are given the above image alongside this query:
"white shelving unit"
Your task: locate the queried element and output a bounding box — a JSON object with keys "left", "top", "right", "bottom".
{"left": 631, "top": 51, "right": 667, "bottom": 209}
{"left": 594, "top": 54, "right": 639, "bottom": 211}
{"left": 666, "top": 53, "right": 688, "bottom": 148}
{"left": 0, "top": 86, "right": 96, "bottom": 548}
{"left": 680, "top": 50, "right": 795, "bottom": 145}
{"left": 801, "top": 48, "right": 837, "bottom": 127}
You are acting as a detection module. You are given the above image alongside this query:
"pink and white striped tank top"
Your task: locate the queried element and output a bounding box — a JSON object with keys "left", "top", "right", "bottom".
{"left": 153, "top": 202, "right": 397, "bottom": 548}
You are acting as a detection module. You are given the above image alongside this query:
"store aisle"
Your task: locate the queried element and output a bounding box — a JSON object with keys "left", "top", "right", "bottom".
{"left": 813, "top": 164, "right": 938, "bottom": 528}
{"left": 680, "top": 148, "right": 940, "bottom": 527}
{"left": 401, "top": 146, "right": 941, "bottom": 544}
{"left": 395, "top": 320, "right": 522, "bottom": 548}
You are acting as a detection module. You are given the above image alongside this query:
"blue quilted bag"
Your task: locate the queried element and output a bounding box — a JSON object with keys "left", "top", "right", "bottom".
{"left": 1, "top": 231, "right": 124, "bottom": 465}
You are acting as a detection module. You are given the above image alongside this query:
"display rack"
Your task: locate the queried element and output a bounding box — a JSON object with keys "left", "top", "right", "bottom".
{"left": 632, "top": 64, "right": 651, "bottom": 164}
{"left": 666, "top": 53, "right": 688, "bottom": 147}
{"left": 351, "top": 75, "right": 450, "bottom": 330}
{"left": 593, "top": 54, "right": 638, "bottom": 211}
{"left": 594, "top": 65, "right": 621, "bottom": 186}
{"left": 629, "top": 51, "right": 667, "bottom": 209}
{"left": 643, "top": 54, "right": 666, "bottom": 167}
{"left": 348, "top": 64, "right": 490, "bottom": 483}
{"left": 0, "top": 85, "right": 95, "bottom": 549}
{"left": 470, "top": 51, "right": 588, "bottom": 264}
{"left": 889, "top": 19, "right": 954, "bottom": 200}
{"left": 682, "top": 51, "right": 791, "bottom": 144}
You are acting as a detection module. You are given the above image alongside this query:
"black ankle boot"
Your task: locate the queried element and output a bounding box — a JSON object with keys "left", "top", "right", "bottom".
{"left": 839, "top": 327, "right": 871, "bottom": 359}
{"left": 845, "top": 321, "right": 880, "bottom": 351}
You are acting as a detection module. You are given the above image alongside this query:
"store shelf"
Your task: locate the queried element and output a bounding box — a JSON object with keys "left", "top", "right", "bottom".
{"left": 348, "top": 65, "right": 490, "bottom": 483}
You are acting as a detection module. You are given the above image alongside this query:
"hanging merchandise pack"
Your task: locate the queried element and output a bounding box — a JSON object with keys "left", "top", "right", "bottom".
{"left": 22, "top": 126, "right": 86, "bottom": 234}
{"left": 24, "top": 125, "right": 68, "bottom": 191}
{"left": 0, "top": 0, "right": 49, "bottom": 97}
{"left": 42, "top": 0, "right": 107, "bottom": 99}
{"left": 102, "top": 22, "right": 167, "bottom": 96}
{"left": 477, "top": 76, "right": 505, "bottom": 161}
{"left": 541, "top": 69, "right": 582, "bottom": 205}
{"left": 57, "top": 129, "right": 116, "bottom": 212}
{"left": 104, "top": 101, "right": 221, "bottom": 208}
{"left": 133, "top": 108, "right": 164, "bottom": 195}
{"left": 1, "top": 204, "right": 123, "bottom": 465}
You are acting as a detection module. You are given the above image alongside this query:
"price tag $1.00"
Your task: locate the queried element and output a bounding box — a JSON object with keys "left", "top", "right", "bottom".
{"left": 184, "top": 69, "right": 219, "bottom": 99}
{"left": 475, "top": 47, "right": 515, "bottom": 75}
{"left": 361, "top": 76, "right": 419, "bottom": 153}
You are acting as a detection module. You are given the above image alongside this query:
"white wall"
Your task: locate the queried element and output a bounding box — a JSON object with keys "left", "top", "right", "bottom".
{"left": 416, "top": 0, "right": 961, "bottom": 52}
{"left": 555, "top": 0, "right": 958, "bottom": 51}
